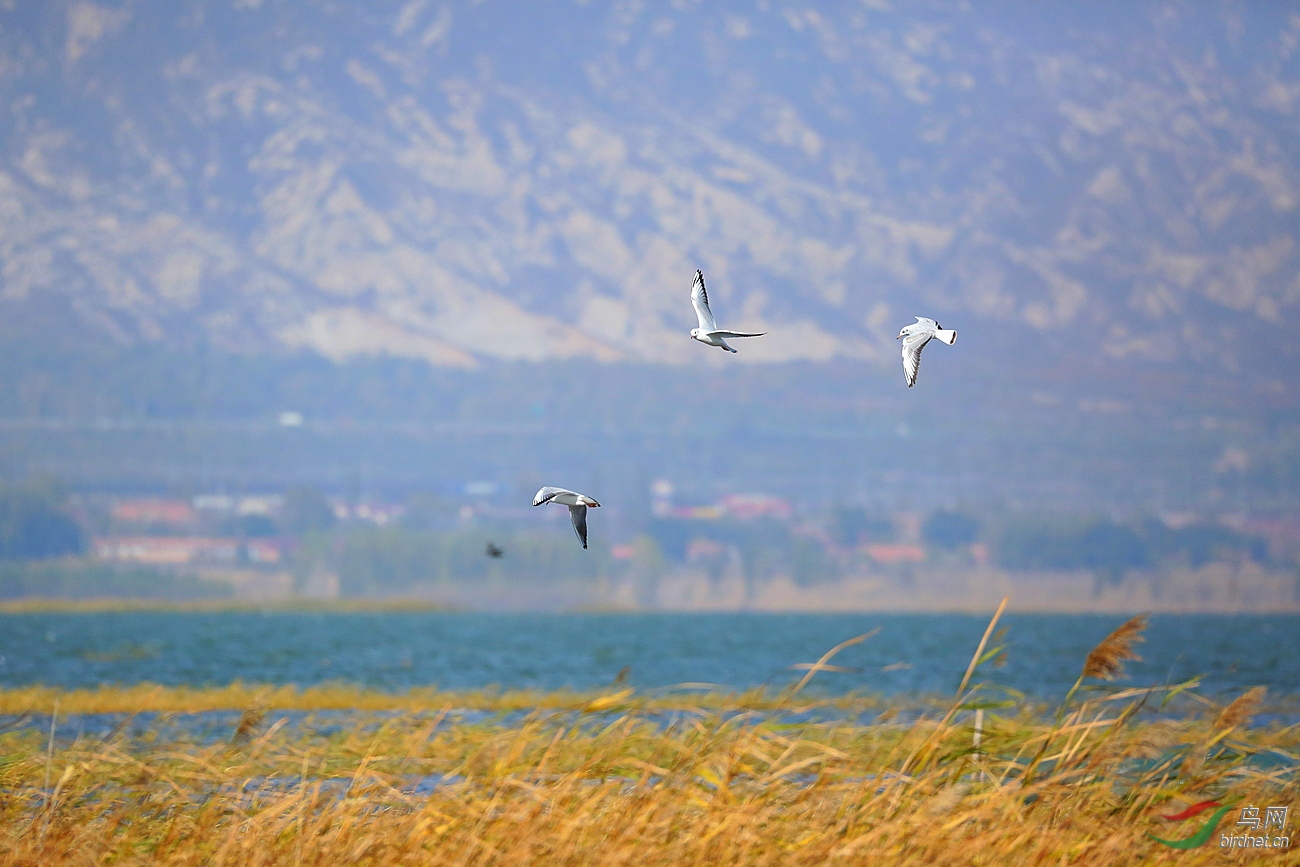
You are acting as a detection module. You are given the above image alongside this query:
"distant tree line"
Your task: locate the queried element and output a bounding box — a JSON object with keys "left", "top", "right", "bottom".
{"left": 0, "top": 478, "right": 230, "bottom": 599}
{"left": 0, "top": 467, "right": 1279, "bottom": 602}
{"left": 0, "top": 560, "right": 228, "bottom": 600}
{"left": 299, "top": 525, "right": 612, "bottom": 597}
{"left": 992, "top": 516, "right": 1267, "bottom": 579}
{"left": 837, "top": 506, "right": 1270, "bottom": 581}
{"left": 648, "top": 516, "right": 841, "bottom": 587}
{"left": 215, "top": 486, "right": 340, "bottom": 539}
{"left": 0, "top": 479, "right": 84, "bottom": 560}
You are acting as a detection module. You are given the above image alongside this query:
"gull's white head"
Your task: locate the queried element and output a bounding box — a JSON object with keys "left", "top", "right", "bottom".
{"left": 690, "top": 328, "right": 702, "bottom": 341}
{"left": 898, "top": 319, "right": 938, "bottom": 339}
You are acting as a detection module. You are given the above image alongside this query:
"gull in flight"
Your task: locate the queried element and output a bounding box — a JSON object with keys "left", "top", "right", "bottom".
{"left": 689, "top": 270, "right": 765, "bottom": 353}
{"left": 897, "top": 317, "right": 957, "bottom": 388}
{"left": 532, "top": 486, "right": 601, "bottom": 549}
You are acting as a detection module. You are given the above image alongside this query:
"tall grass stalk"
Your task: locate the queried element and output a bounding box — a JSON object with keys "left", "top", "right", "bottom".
{"left": 779, "top": 628, "right": 879, "bottom": 706}
{"left": 901, "top": 598, "right": 1009, "bottom": 776}
{"left": 1021, "top": 614, "right": 1150, "bottom": 786}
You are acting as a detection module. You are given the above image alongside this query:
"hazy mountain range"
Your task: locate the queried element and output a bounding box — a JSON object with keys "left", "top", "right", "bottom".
{"left": 1, "top": 1, "right": 1298, "bottom": 511}
{"left": 1, "top": 0, "right": 1297, "bottom": 377}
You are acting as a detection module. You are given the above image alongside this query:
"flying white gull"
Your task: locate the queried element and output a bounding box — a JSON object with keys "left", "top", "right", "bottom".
{"left": 689, "top": 270, "right": 765, "bottom": 353}
{"left": 897, "top": 317, "right": 957, "bottom": 388}
{"left": 532, "top": 486, "right": 601, "bottom": 549}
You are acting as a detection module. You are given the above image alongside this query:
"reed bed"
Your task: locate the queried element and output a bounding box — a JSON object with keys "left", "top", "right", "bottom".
{"left": 0, "top": 598, "right": 452, "bottom": 615}
{"left": 0, "top": 682, "right": 902, "bottom": 717}
{"left": 0, "top": 610, "right": 1296, "bottom": 865}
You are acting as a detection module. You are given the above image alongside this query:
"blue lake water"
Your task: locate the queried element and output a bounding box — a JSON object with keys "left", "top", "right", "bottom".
{"left": 0, "top": 612, "right": 1297, "bottom": 703}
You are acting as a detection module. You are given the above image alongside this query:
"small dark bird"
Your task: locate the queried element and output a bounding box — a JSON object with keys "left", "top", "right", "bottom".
{"left": 613, "top": 666, "right": 630, "bottom": 686}
{"left": 485, "top": 542, "right": 504, "bottom": 558}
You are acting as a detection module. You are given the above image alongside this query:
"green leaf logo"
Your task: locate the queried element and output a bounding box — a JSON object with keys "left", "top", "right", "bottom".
{"left": 1148, "top": 802, "right": 1235, "bottom": 849}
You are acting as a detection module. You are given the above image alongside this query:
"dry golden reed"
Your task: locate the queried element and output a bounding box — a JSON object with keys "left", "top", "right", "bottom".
{"left": 0, "top": 682, "right": 888, "bottom": 717}
{"left": 1081, "top": 613, "right": 1148, "bottom": 680}
{"left": 1214, "top": 685, "right": 1267, "bottom": 730}
{"left": 231, "top": 704, "right": 267, "bottom": 743}
{"left": 0, "top": 696, "right": 1291, "bottom": 867}
{"left": 0, "top": 611, "right": 1292, "bottom": 866}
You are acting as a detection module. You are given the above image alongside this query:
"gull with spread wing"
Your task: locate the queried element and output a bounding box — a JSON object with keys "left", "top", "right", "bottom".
{"left": 689, "top": 270, "right": 766, "bottom": 353}
{"left": 897, "top": 317, "right": 957, "bottom": 388}
{"left": 532, "top": 486, "right": 601, "bottom": 549}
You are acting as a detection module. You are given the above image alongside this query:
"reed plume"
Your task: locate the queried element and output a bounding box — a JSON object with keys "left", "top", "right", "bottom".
{"left": 1022, "top": 614, "right": 1150, "bottom": 786}
{"left": 1215, "top": 685, "right": 1266, "bottom": 730}
{"left": 231, "top": 704, "right": 266, "bottom": 743}
{"left": 1183, "top": 686, "right": 1269, "bottom": 782}
{"left": 1081, "top": 614, "right": 1147, "bottom": 681}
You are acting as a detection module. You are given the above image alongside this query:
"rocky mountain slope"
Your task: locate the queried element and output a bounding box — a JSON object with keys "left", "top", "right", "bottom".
{"left": 1, "top": 0, "right": 1297, "bottom": 383}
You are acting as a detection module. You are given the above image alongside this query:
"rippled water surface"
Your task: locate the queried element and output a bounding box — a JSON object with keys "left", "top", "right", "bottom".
{"left": 0, "top": 612, "right": 1297, "bottom": 701}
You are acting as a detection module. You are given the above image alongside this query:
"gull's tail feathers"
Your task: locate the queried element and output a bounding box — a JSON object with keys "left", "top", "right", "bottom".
{"left": 935, "top": 329, "right": 957, "bottom": 345}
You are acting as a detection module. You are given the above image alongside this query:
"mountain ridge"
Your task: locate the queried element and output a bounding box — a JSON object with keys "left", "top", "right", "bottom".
{"left": 0, "top": 1, "right": 1296, "bottom": 387}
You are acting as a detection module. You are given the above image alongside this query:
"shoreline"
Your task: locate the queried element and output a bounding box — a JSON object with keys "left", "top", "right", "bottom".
{"left": 0, "top": 682, "right": 1297, "bottom": 717}
{"left": 3, "top": 596, "right": 1300, "bottom": 615}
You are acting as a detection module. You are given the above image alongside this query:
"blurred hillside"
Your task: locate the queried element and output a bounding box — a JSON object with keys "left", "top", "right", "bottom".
{"left": 1, "top": 1, "right": 1297, "bottom": 370}
{"left": 1, "top": 343, "right": 1297, "bottom": 512}
{"left": 0, "top": 2, "right": 1298, "bottom": 513}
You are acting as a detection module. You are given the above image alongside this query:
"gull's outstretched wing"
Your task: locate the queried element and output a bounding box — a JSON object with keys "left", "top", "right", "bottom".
{"left": 691, "top": 270, "right": 717, "bottom": 332}
{"left": 901, "top": 332, "right": 931, "bottom": 388}
{"left": 914, "top": 316, "right": 940, "bottom": 329}
{"left": 710, "top": 330, "right": 766, "bottom": 339}
{"left": 568, "top": 504, "right": 589, "bottom": 549}
{"left": 532, "top": 486, "right": 568, "bottom": 506}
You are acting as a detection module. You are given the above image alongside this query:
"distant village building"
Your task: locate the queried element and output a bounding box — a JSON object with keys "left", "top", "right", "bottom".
{"left": 330, "top": 500, "right": 404, "bottom": 524}
{"left": 193, "top": 494, "right": 235, "bottom": 512}
{"left": 651, "top": 479, "right": 674, "bottom": 517}
{"left": 94, "top": 537, "right": 239, "bottom": 565}
{"left": 245, "top": 540, "right": 284, "bottom": 564}
{"left": 234, "top": 495, "right": 283, "bottom": 516}
{"left": 719, "top": 494, "right": 793, "bottom": 521}
{"left": 652, "top": 491, "right": 793, "bottom": 522}
{"left": 865, "top": 544, "right": 926, "bottom": 565}
{"left": 191, "top": 494, "right": 284, "bottom": 516}
{"left": 93, "top": 537, "right": 284, "bottom": 565}
{"left": 686, "top": 539, "right": 726, "bottom": 561}
{"left": 110, "top": 499, "right": 195, "bottom": 527}
{"left": 670, "top": 505, "right": 726, "bottom": 520}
